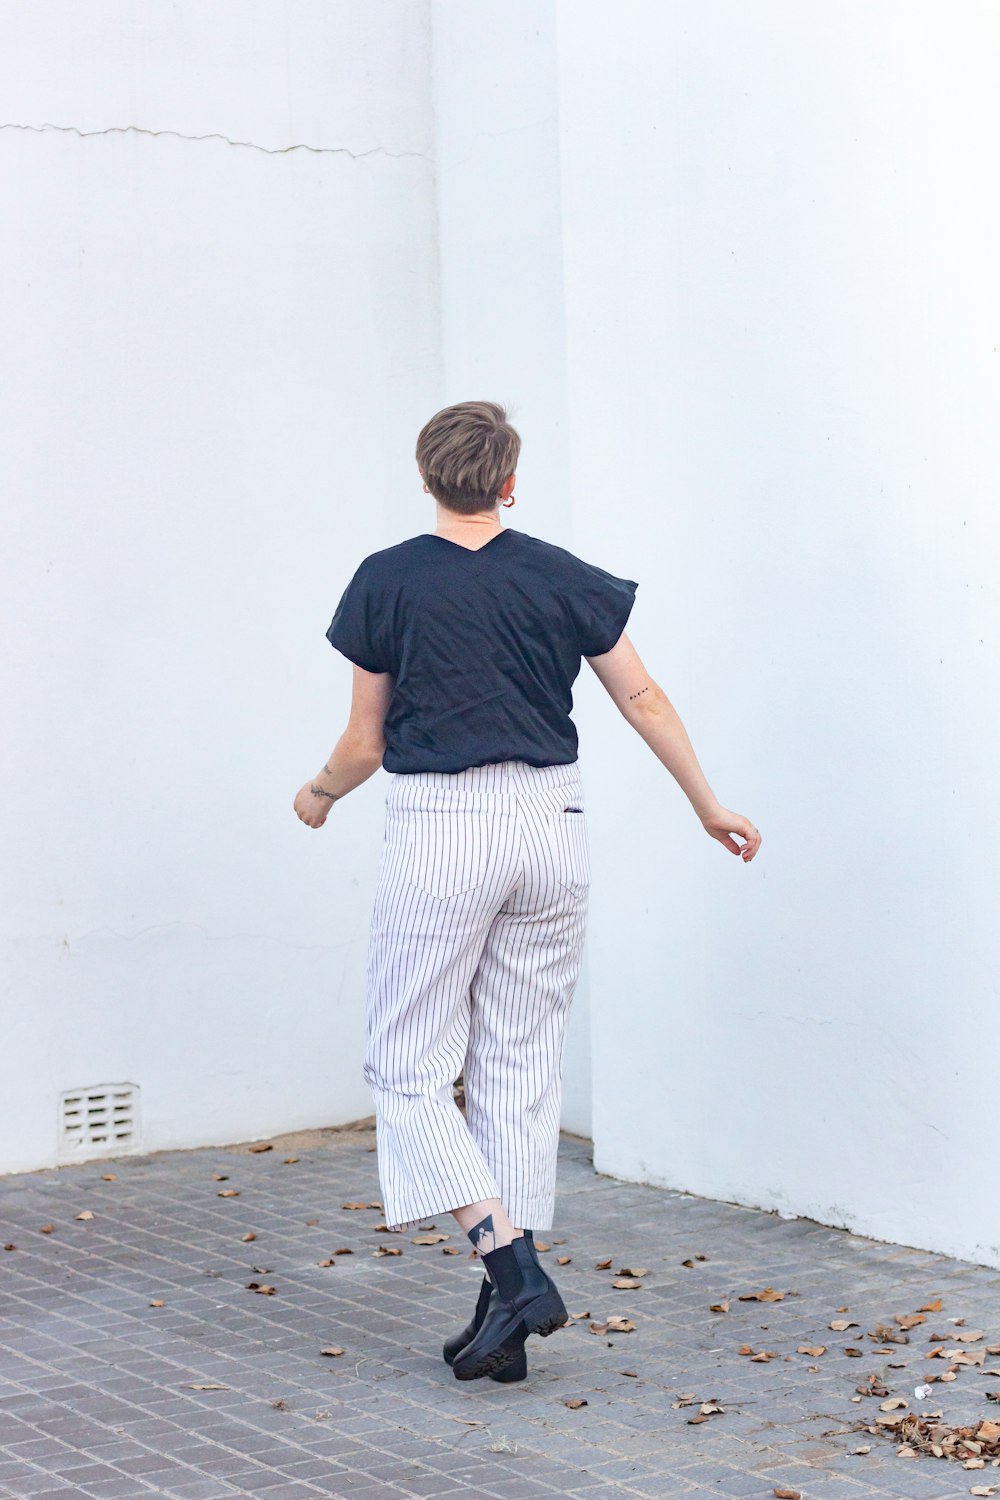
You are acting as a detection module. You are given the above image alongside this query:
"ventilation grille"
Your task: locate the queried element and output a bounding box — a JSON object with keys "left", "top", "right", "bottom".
{"left": 59, "top": 1083, "right": 140, "bottom": 1158}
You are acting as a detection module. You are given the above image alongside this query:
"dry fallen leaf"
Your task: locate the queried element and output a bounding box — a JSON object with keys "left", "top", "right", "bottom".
{"left": 317, "top": 1259, "right": 336, "bottom": 1268}
{"left": 564, "top": 1398, "right": 588, "bottom": 1409}
{"left": 750, "top": 1350, "right": 781, "bottom": 1363}
{"left": 607, "top": 1316, "right": 636, "bottom": 1333}
{"left": 739, "top": 1287, "right": 786, "bottom": 1302}
{"left": 217, "top": 1190, "right": 240, "bottom": 1198}
{"left": 844, "top": 1347, "right": 864, "bottom": 1357}
{"left": 442, "top": 1247, "right": 462, "bottom": 1255}
{"left": 617, "top": 1266, "right": 648, "bottom": 1278}
{"left": 534, "top": 1241, "right": 551, "bottom": 1252}
{"left": 709, "top": 1299, "right": 730, "bottom": 1313}
{"left": 241, "top": 1231, "right": 256, "bottom": 1242}
{"left": 613, "top": 1277, "right": 643, "bottom": 1290}
{"left": 101, "top": 1173, "right": 117, "bottom": 1180}
{"left": 971, "top": 1487, "right": 998, "bottom": 1497}
{"left": 773, "top": 1489, "right": 801, "bottom": 1499}
{"left": 248, "top": 1142, "right": 273, "bottom": 1152}
{"left": 798, "top": 1345, "right": 827, "bottom": 1357}
{"left": 595, "top": 1258, "right": 612, "bottom": 1270}
{"left": 373, "top": 1246, "right": 402, "bottom": 1258}
{"left": 149, "top": 1299, "right": 165, "bottom": 1307}
{"left": 621, "top": 1369, "right": 638, "bottom": 1378}
{"left": 246, "top": 1281, "right": 276, "bottom": 1295}
{"left": 830, "top": 1319, "right": 860, "bottom": 1331}
{"left": 212, "top": 1173, "right": 229, "bottom": 1181}
{"left": 412, "top": 1234, "right": 448, "bottom": 1245}
{"left": 895, "top": 1313, "right": 927, "bottom": 1329}
{"left": 320, "top": 1346, "right": 345, "bottom": 1357}
{"left": 879, "top": 1398, "right": 908, "bottom": 1411}
{"left": 182, "top": 1383, "right": 228, "bottom": 1390}
{"left": 557, "top": 1256, "right": 572, "bottom": 1265}
{"left": 917, "top": 1297, "right": 943, "bottom": 1312}
{"left": 283, "top": 1156, "right": 299, "bottom": 1164}
{"left": 75, "top": 1210, "right": 94, "bottom": 1221}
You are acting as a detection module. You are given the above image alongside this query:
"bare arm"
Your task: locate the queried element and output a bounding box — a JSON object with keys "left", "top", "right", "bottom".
{"left": 293, "top": 663, "right": 393, "bottom": 828}
{"left": 585, "top": 632, "right": 761, "bottom": 862}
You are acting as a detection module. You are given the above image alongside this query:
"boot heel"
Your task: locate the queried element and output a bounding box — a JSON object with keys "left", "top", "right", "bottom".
{"left": 522, "top": 1286, "right": 568, "bottom": 1338}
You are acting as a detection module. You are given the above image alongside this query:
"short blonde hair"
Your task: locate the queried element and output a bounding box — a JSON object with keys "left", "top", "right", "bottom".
{"left": 415, "top": 401, "right": 521, "bottom": 515}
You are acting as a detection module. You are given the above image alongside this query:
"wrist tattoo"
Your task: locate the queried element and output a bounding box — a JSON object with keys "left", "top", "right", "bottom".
{"left": 310, "top": 784, "right": 337, "bottom": 802}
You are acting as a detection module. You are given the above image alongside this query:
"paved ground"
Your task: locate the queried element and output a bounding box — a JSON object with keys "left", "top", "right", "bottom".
{"left": 1, "top": 1127, "right": 999, "bottom": 1500}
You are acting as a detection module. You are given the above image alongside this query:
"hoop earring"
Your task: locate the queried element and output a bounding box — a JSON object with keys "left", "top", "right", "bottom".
{"left": 502, "top": 494, "right": 516, "bottom": 508}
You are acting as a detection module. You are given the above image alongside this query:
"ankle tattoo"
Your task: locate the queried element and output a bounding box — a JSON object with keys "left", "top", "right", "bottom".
{"left": 466, "top": 1213, "right": 496, "bottom": 1256}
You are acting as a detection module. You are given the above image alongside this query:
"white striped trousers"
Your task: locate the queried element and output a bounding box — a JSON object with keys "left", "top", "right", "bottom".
{"left": 364, "top": 759, "right": 590, "bottom": 1231}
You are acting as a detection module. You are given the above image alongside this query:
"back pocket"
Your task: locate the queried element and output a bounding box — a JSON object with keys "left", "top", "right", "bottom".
{"left": 550, "top": 804, "right": 591, "bottom": 896}
{"left": 402, "top": 812, "right": 493, "bottom": 899}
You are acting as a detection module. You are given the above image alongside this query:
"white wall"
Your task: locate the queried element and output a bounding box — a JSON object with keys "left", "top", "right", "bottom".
{"left": 429, "top": 0, "right": 593, "bottom": 1136}
{"left": 1, "top": 2, "right": 439, "bottom": 1170}
{"left": 555, "top": 0, "right": 1000, "bottom": 1266}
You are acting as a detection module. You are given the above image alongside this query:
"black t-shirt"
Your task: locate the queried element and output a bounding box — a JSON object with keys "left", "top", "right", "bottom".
{"left": 325, "top": 527, "right": 638, "bottom": 774}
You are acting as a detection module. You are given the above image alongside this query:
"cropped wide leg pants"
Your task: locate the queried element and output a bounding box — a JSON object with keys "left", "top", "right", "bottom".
{"left": 363, "top": 759, "right": 591, "bottom": 1232}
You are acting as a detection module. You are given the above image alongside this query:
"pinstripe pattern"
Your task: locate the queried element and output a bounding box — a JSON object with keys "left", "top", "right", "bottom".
{"left": 364, "top": 759, "right": 590, "bottom": 1231}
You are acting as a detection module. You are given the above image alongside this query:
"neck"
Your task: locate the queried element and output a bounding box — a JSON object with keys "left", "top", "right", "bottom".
{"left": 434, "top": 507, "right": 502, "bottom": 533}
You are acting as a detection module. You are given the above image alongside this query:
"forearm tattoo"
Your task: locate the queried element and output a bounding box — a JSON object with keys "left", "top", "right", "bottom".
{"left": 628, "top": 685, "right": 651, "bottom": 703}
{"left": 466, "top": 1213, "right": 496, "bottom": 1256}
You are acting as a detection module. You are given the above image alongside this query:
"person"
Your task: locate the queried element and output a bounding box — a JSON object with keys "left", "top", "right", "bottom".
{"left": 294, "top": 400, "right": 761, "bottom": 1383}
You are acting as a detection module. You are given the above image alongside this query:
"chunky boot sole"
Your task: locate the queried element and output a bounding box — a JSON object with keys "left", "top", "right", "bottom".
{"left": 452, "top": 1287, "right": 568, "bottom": 1381}
{"left": 443, "top": 1334, "right": 527, "bottom": 1382}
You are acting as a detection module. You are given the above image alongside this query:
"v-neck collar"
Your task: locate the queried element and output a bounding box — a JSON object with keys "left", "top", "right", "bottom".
{"left": 421, "top": 527, "right": 515, "bottom": 554}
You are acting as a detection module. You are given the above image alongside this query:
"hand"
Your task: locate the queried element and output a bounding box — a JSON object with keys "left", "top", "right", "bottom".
{"left": 293, "top": 780, "right": 336, "bottom": 829}
{"left": 700, "top": 806, "right": 761, "bottom": 862}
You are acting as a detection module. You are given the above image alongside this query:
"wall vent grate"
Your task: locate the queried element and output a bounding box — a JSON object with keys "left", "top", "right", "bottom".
{"left": 59, "top": 1083, "right": 141, "bottom": 1158}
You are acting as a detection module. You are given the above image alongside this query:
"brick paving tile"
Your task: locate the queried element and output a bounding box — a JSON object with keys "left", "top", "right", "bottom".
{"left": 2, "top": 1130, "right": 999, "bottom": 1500}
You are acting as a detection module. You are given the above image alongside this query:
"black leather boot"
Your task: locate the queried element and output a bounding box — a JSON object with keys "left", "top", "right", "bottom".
{"left": 452, "top": 1234, "right": 567, "bottom": 1381}
{"left": 442, "top": 1275, "right": 527, "bottom": 1382}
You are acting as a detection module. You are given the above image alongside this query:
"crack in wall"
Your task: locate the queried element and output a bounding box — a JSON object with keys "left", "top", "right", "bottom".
{"left": 0, "top": 120, "right": 427, "bottom": 159}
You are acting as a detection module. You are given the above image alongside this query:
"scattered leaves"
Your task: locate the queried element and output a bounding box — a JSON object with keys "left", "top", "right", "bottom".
{"left": 607, "top": 1316, "right": 636, "bottom": 1333}
{"left": 873, "top": 1412, "right": 1000, "bottom": 1466}
{"left": 245, "top": 1281, "right": 275, "bottom": 1295}
{"left": 373, "top": 1246, "right": 402, "bottom": 1257}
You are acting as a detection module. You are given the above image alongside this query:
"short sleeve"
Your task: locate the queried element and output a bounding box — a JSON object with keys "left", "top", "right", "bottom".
{"left": 567, "top": 556, "right": 638, "bottom": 657}
{"left": 325, "top": 560, "right": 394, "bottom": 674}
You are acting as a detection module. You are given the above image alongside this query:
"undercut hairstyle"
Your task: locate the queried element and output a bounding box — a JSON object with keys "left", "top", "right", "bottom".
{"left": 415, "top": 401, "right": 521, "bottom": 516}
